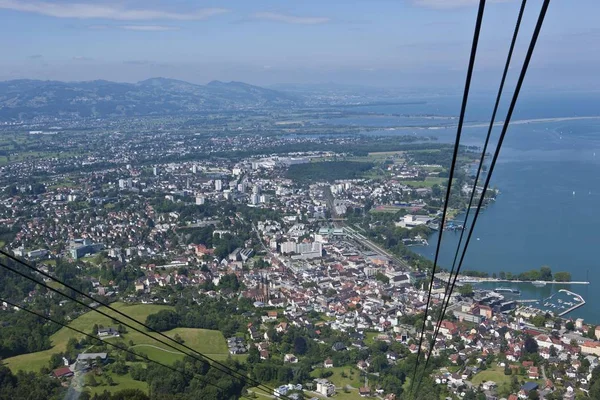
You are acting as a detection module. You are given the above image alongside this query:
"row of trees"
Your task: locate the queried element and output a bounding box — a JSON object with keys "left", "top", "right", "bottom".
{"left": 462, "top": 266, "right": 572, "bottom": 282}
{"left": 145, "top": 295, "right": 251, "bottom": 338}
{"left": 496, "top": 266, "right": 572, "bottom": 282}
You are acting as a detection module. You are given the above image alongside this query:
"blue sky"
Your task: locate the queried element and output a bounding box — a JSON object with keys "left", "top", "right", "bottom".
{"left": 0, "top": 0, "right": 598, "bottom": 89}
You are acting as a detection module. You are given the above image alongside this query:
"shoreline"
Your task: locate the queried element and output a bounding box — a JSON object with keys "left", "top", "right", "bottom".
{"left": 462, "top": 277, "right": 590, "bottom": 285}
{"left": 434, "top": 273, "right": 589, "bottom": 286}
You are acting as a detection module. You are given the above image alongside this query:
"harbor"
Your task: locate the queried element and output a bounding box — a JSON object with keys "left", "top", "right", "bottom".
{"left": 470, "top": 281, "right": 587, "bottom": 318}
{"left": 557, "top": 289, "right": 586, "bottom": 316}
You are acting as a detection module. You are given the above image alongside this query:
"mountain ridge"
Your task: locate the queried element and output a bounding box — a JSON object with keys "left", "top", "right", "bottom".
{"left": 0, "top": 77, "right": 301, "bottom": 120}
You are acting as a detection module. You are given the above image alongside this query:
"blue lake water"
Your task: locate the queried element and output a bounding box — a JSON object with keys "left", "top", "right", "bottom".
{"left": 330, "top": 92, "right": 600, "bottom": 323}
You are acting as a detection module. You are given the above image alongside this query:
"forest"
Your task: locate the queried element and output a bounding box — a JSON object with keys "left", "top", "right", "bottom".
{"left": 286, "top": 161, "right": 374, "bottom": 183}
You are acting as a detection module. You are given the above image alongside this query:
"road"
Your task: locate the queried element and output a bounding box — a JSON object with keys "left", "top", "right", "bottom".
{"left": 252, "top": 222, "right": 274, "bottom": 258}
{"left": 343, "top": 225, "right": 412, "bottom": 271}
{"left": 324, "top": 185, "right": 413, "bottom": 271}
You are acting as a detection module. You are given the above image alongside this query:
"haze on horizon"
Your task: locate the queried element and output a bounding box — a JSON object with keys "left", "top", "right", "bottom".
{"left": 0, "top": 0, "right": 598, "bottom": 90}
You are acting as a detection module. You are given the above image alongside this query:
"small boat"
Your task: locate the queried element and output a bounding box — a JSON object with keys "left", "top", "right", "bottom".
{"left": 494, "top": 288, "right": 521, "bottom": 295}
{"left": 532, "top": 281, "right": 547, "bottom": 287}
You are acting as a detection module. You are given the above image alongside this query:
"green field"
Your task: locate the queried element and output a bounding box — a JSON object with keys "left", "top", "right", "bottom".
{"left": 4, "top": 302, "right": 172, "bottom": 373}
{"left": 401, "top": 177, "right": 446, "bottom": 188}
{"left": 364, "top": 332, "right": 380, "bottom": 345}
{"left": 470, "top": 365, "right": 511, "bottom": 388}
{"left": 310, "top": 366, "right": 362, "bottom": 389}
{"left": 469, "top": 365, "right": 544, "bottom": 396}
{"left": 128, "top": 327, "right": 243, "bottom": 363}
{"left": 369, "top": 205, "right": 404, "bottom": 214}
{"left": 85, "top": 370, "right": 149, "bottom": 396}
{"left": 4, "top": 303, "right": 243, "bottom": 373}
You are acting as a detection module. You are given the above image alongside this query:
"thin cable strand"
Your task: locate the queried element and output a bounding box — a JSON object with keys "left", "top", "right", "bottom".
{"left": 408, "top": 0, "right": 486, "bottom": 395}
{"left": 430, "top": 0, "right": 528, "bottom": 363}
{"left": 415, "top": 0, "right": 551, "bottom": 394}
{"left": 0, "top": 256, "right": 286, "bottom": 399}
{"left": 0, "top": 296, "right": 234, "bottom": 397}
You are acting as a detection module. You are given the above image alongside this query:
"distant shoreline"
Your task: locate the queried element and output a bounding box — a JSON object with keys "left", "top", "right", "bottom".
{"left": 463, "top": 115, "right": 600, "bottom": 129}
{"left": 359, "top": 115, "right": 600, "bottom": 132}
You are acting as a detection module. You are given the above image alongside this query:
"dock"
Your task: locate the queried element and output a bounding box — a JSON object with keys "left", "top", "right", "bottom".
{"left": 557, "top": 289, "right": 586, "bottom": 317}
{"left": 451, "top": 276, "right": 590, "bottom": 285}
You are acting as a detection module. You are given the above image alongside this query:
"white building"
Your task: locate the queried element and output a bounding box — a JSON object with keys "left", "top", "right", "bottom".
{"left": 395, "top": 214, "right": 432, "bottom": 229}
{"left": 315, "top": 379, "right": 336, "bottom": 397}
{"left": 215, "top": 180, "right": 223, "bottom": 191}
{"left": 280, "top": 241, "right": 297, "bottom": 254}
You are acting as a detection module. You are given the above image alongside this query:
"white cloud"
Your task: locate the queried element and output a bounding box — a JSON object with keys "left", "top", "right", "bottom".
{"left": 252, "top": 12, "right": 330, "bottom": 25}
{"left": 0, "top": 0, "right": 229, "bottom": 20}
{"left": 120, "top": 25, "right": 179, "bottom": 31}
{"left": 72, "top": 56, "right": 93, "bottom": 61}
{"left": 413, "top": 0, "right": 513, "bottom": 9}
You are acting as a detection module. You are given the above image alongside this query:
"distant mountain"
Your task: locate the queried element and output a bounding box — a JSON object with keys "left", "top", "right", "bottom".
{"left": 0, "top": 78, "right": 301, "bottom": 120}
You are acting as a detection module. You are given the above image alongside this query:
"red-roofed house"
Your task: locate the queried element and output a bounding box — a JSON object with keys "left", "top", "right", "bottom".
{"left": 528, "top": 366, "right": 539, "bottom": 379}
{"left": 581, "top": 341, "right": 600, "bottom": 356}
{"left": 52, "top": 367, "right": 73, "bottom": 379}
{"left": 439, "top": 321, "right": 458, "bottom": 339}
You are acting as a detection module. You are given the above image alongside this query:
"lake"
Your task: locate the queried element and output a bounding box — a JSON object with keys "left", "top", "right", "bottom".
{"left": 328, "top": 92, "right": 600, "bottom": 323}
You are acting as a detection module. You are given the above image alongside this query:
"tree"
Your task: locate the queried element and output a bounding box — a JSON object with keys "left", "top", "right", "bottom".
{"left": 247, "top": 346, "right": 260, "bottom": 364}
{"left": 112, "top": 360, "right": 128, "bottom": 375}
{"left": 539, "top": 265, "right": 553, "bottom": 281}
{"left": 49, "top": 353, "right": 65, "bottom": 369}
{"left": 130, "top": 364, "right": 147, "bottom": 381}
{"left": 293, "top": 337, "right": 308, "bottom": 355}
{"left": 554, "top": 271, "right": 571, "bottom": 282}
{"left": 145, "top": 310, "right": 180, "bottom": 331}
{"left": 459, "top": 284, "right": 474, "bottom": 297}
{"left": 531, "top": 315, "right": 546, "bottom": 328}
{"left": 510, "top": 375, "right": 520, "bottom": 393}
{"left": 524, "top": 336, "right": 539, "bottom": 354}
{"left": 565, "top": 321, "right": 575, "bottom": 331}
{"left": 173, "top": 333, "right": 184, "bottom": 344}
{"left": 375, "top": 272, "right": 389, "bottom": 284}
{"left": 528, "top": 390, "right": 540, "bottom": 400}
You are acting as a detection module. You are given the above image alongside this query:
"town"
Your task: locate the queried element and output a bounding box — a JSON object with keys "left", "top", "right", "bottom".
{"left": 0, "top": 118, "right": 598, "bottom": 400}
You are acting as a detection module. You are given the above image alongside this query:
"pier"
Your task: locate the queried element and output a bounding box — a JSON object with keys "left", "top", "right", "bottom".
{"left": 557, "top": 289, "right": 586, "bottom": 317}
{"left": 456, "top": 276, "right": 590, "bottom": 285}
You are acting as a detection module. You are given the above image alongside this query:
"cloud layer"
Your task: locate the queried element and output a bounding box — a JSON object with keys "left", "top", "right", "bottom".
{"left": 120, "top": 25, "right": 179, "bottom": 31}
{"left": 251, "top": 12, "right": 330, "bottom": 25}
{"left": 0, "top": 0, "right": 228, "bottom": 20}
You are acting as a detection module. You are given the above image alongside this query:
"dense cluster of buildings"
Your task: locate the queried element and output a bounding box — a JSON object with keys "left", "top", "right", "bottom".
{"left": 0, "top": 126, "right": 597, "bottom": 400}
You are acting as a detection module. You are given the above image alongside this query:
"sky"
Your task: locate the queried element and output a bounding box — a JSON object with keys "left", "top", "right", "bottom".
{"left": 0, "top": 0, "right": 598, "bottom": 89}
